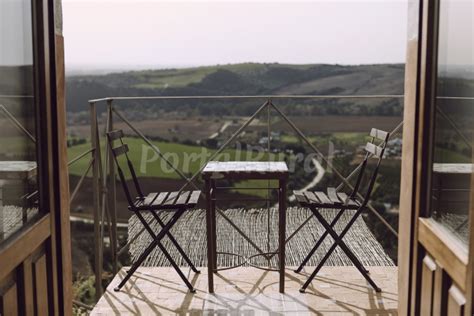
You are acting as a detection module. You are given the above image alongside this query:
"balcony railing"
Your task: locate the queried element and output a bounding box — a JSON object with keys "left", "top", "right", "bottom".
{"left": 66, "top": 94, "right": 403, "bottom": 300}
{"left": 0, "top": 93, "right": 403, "bottom": 307}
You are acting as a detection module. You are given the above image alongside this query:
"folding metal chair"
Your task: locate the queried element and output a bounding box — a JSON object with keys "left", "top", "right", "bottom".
{"left": 293, "top": 128, "right": 390, "bottom": 293}
{"left": 107, "top": 129, "right": 201, "bottom": 293}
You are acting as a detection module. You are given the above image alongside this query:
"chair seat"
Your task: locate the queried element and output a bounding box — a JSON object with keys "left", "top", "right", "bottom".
{"left": 293, "top": 187, "right": 360, "bottom": 209}
{"left": 133, "top": 190, "right": 201, "bottom": 211}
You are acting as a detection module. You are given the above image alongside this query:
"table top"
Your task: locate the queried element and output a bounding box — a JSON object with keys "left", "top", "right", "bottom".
{"left": 202, "top": 161, "right": 289, "bottom": 180}
{"left": 0, "top": 161, "right": 37, "bottom": 180}
{"left": 433, "top": 163, "right": 474, "bottom": 174}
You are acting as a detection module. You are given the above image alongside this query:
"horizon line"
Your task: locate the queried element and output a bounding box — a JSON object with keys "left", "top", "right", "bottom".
{"left": 66, "top": 61, "right": 406, "bottom": 70}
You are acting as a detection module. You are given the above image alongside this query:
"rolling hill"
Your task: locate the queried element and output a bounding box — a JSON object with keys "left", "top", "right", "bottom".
{"left": 66, "top": 63, "right": 405, "bottom": 115}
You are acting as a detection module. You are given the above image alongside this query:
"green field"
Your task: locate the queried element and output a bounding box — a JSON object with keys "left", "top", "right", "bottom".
{"left": 67, "top": 132, "right": 368, "bottom": 179}
{"left": 133, "top": 68, "right": 215, "bottom": 89}
{"left": 280, "top": 132, "right": 368, "bottom": 147}
{"left": 280, "top": 135, "right": 319, "bottom": 144}
{"left": 68, "top": 137, "right": 283, "bottom": 178}
{"left": 67, "top": 137, "right": 284, "bottom": 197}
{"left": 331, "top": 132, "right": 369, "bottom": 143}
{"left": 65, "top": 132, "right": 376, "bottom": 198}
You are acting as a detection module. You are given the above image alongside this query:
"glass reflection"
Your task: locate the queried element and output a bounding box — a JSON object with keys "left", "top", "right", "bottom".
{"left": 0, "top": 0, "right": 39, "bottom": 242}
{"left": 431, "top": 0, "right": 474, "bottom": 244}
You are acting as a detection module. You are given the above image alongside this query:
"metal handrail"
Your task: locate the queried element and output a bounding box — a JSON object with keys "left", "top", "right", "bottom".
{"left": 88, "top": 94, "right": 404, "bottom": 103}
{"left": 437, "top": 96, "right": 474, "bottom": 100}
{"left": 0, "top": 94, "right": 34, "bottom": 99}
{"left": 87, "top": 94, "right": 472, "bottom": 104}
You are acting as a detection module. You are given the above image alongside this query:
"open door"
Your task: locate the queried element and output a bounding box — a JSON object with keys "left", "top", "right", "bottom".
{"left": 0, "top": 0, "right": 71, "bottom": 314}
{"left": 399, "top": 0, "right": 474, "bottom": 314}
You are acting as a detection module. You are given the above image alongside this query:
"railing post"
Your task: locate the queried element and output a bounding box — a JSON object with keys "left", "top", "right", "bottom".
{"left": 107, "top": 99, "right": 118, "bottom": 274}
{"left": 90, "top": 101, "right": 103, "bottom": 300}
{"left": 266, "top": 99, "right": 271, "bottom": 253}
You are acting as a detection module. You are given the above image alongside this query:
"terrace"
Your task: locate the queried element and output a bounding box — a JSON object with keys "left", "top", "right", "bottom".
{"left": 1, "top": 0, "right": 473, "bottom": 314}
{"left": 63, "top": 94, "right": 404, "bottom": 314}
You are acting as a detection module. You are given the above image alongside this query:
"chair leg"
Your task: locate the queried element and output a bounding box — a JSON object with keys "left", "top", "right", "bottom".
{"left": 300, "top": 242, "right": 336, "bottom": 293}
{"left": 139, "top": 211, "right": 196, "bottom": 293}
{"left": 114, "top": 209, "right": 184, "bottom": 292}
{"left": 151, "top": 211, "right": 200, "bottom": 274}
{"left": 115, "top": 241, "right": 157, "bottom": 291}
{"left": 295, "top": 208, "right": 345, "bottom": 273}
{"left": 323, "top": 209, "right": 370, "bottom": 274}
{"left": 300, "top": 206, "right": 381, "bottom": 293}
{"left": 310, "top": 207, "right": 379, "bottom": 291}
{"left": 156, "top": 242, "right": 196, "bottom": 293}
{"left": 301, "top": 208, "right": 368, "bottom": 274}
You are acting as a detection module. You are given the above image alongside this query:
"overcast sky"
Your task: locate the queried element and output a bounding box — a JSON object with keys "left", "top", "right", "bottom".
{"left": 63, "top": 0, "right": 409, "bottom": 69}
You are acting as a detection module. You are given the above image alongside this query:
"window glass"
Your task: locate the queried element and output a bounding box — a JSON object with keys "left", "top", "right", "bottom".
{"left": 0, "top": 0, "right": 39, "bottom": 242}
{"left": 431, "top": 0, "right": 474, "bottom": 244}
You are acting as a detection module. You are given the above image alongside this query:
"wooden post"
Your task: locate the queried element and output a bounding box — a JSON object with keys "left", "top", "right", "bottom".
{"left": 107, "top": 100, "right": 118, "bottom": 275}
{"left": 90, "top": 102, "right": 102, "bottom": 300}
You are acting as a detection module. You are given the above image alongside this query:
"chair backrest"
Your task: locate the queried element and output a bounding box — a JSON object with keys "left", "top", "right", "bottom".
{"left": 350, "top": 128, "right": 390, "bottom": 206}
{"left": 107, "top": 129, "right": 144, "bottom": 206}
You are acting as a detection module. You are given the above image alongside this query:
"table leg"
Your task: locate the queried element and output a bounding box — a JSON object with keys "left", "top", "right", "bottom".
{"left": 279, "top": 179, "right": 286, "bottom": 293}
{"left": 211, "top": 179, "right": 217, "bottom": 272}
{"left": 205, "top": 178, "right": 214, "bottom": 293}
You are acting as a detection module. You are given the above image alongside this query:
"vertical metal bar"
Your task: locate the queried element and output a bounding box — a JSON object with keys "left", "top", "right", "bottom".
{"left": 107, "top": 100, "right": 118, "bottom": 275}
{"left": 205, "top": 177, "right": 214, "bottom": 293}
{"left": 90, "top": 102, "right": 102, "bottom": 300}
{"left": 211, "top": 179, "right": 217, "bottom": 271}
{"left": 279, "top": 178, "right": 287, "bottom": 293}
{"left": 101, "top": 116, "right": 109, "bottom": 209}
{"left": 267, "top": 100, "right": 271, "bottom": 253}
{"left": 94, "top": 113, "right": 107, "bottom": 301}
{"left": 98, "top": 106, "right": 109, "bottom": 291}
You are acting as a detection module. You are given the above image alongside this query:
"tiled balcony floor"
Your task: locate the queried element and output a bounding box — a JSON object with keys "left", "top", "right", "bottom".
{"left": 92, "top": 266, "right": 398, "bottom": 315}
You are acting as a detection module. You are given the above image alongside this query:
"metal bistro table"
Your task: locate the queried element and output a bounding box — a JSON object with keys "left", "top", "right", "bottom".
{"left": 202, "top": 161, "right": 289, "bottom": 293}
